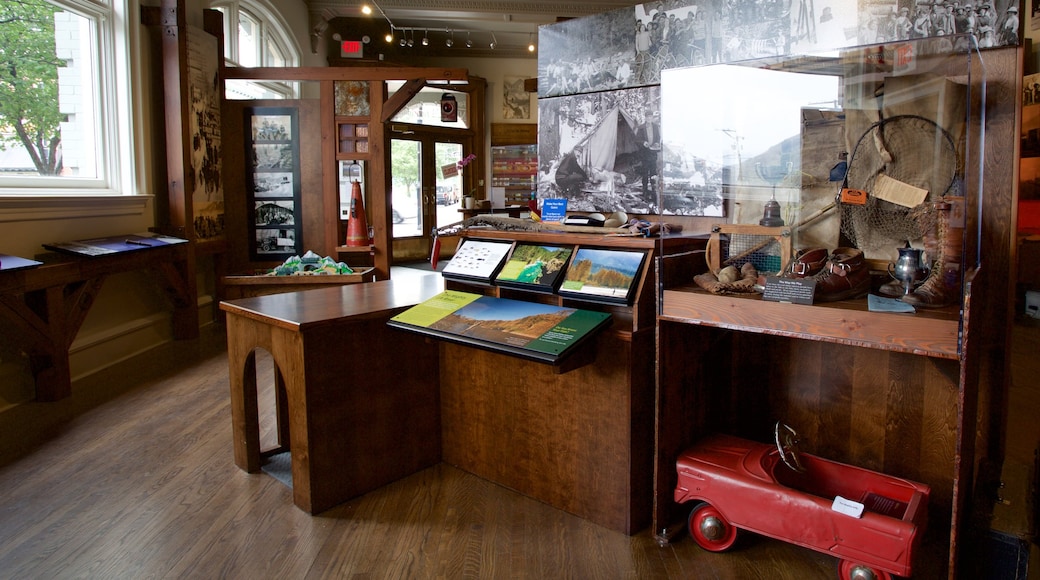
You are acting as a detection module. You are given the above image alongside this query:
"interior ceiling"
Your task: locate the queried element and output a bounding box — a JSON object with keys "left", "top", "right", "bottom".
{"left": 306, "top": 0, "right": 644, "bottom": 58}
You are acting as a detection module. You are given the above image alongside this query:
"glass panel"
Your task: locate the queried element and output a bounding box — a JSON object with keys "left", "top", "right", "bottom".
{"left": 387, "top": 82, "right": 469, "bottom": 129}
{"left": 0, "top": 1, "right": 101, "bottom": 180}
{"left": 391, "top": 139, "right": 422, "bottom": 238}
{"left": 660, "top": 35, "right": 977, "bottom": 292}
{"left": 338, "top": 159, "right": 364, "bottom": 221}
{"left": 335, "top": 81, "right": 370, "bottom": 117}
{"left": 264, "top": 36, "right": 285, "bottom": 67}
{"left": 237, "top": 11, "right": 259, "bottom": 67}
{"left": 436, "top": 142, "right": 463, "bottom": 227}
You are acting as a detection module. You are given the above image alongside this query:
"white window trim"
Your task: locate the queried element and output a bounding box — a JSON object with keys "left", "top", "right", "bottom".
{"left": 0, "top": 0, "right": 139, "bottom": 198}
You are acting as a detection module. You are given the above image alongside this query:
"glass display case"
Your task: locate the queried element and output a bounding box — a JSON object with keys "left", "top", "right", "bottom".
{"left": 660, "top": 35, "right": 981, "bottom": 324}
{"left": 653, "top": 35, "right": 989, "bottom": 579}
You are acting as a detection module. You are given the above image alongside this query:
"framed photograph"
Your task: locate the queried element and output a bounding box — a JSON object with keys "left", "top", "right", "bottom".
{"left": 494, "top": 243, "right": 574, "bottom": 293}
{"left": 558, "top": 247, "right": 648, "bottom": 305}
{"left": 244, "top": 106, "right": 302, "bottom": 260}
{"left": 441, "top": 239, "right": 513, "bottom": 283}
{"left": 254, "top": 200, "right": 295, "bottom": 227}
{"left": 253, "top": 173, "right": 294, "bottom": 198}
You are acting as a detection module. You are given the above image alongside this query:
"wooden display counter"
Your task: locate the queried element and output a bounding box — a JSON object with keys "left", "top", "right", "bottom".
{"left": 221, "top": 229, "right": 705, "bottom": 535}
{"left": 437, "top": 230, "right": 706, "bottom": 534}
{"left": 221, "top": 277, "right": 443, "bottom": 514}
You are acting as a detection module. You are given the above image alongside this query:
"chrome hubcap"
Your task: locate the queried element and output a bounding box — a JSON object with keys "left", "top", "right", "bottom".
{"left": 699, "top": 515, "right": 724, "bottom": 540}
{"left": 848, "top": 565, "right": 877, "bottom": 580}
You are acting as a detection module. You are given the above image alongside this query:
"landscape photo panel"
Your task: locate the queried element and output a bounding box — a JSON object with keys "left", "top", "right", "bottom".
{"left": 494, "top": 243, "right": 574, "bottom": 292}
{"left": 559, "top": 247, "right": 647, "bottom": 305}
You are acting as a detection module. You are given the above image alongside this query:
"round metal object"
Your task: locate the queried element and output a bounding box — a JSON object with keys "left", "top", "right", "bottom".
{"left": 687, "top": 503, "right": 739, "bottom": 552}
{"left": 839, "top": 559, "right": 892, "bottom": 580}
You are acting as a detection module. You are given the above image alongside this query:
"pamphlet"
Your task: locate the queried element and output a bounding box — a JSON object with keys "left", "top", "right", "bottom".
{"left": 43, "top": 232, "right": 189, "bottom": 257}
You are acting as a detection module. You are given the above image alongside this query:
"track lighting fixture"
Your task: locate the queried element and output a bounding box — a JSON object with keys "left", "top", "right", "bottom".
{"left": 466, "top": 31, "right": 472, "bottom": 48}
{"left": 421, "top": 29, "right": 429, "bottom": 46}
{"left": 446, "top": 30, "right": 453, "bottom": 47}
{"left": 489, "top": 32, "right": 497, "bottom": 49}
{"left": 407, "top": 29, "right": 414, "bottom": 47}
{"left": 528, "top": 33, "right": 535, "bottom": 52}
{"left": 361, "top": 4, "right": 372, "bottom": 16}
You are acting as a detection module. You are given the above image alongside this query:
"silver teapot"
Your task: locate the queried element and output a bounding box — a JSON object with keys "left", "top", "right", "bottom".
{"left": 887, "top": 243, "right": 930, "bottom": 296}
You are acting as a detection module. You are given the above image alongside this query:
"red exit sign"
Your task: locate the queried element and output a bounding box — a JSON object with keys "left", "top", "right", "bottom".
{"left": 340, "top": 40, "right": 362, "bottom": 57}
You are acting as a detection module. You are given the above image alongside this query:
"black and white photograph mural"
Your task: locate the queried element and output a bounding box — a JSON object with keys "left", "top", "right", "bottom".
{"left": 537, "top": 86, "right": 663, "bottom": 214}
{"left": 538, "top": 0, "right": 1020, "bottom": 100}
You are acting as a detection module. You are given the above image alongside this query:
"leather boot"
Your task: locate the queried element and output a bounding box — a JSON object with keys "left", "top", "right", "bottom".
{"left": 903, "top": 201, "right": 963, "bottom": 308}
{"left": 814, "top": 247, "right": 871, "bottom": 302}
{"left": 782, "top": 248, "right": 828, "bottom": 278}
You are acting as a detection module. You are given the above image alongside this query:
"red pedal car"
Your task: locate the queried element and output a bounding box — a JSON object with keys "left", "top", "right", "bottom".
{"left": 674, "top": 424, "right": 931, "bottom": 580}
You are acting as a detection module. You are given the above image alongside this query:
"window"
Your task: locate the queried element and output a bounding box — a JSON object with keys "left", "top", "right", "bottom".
{"left": 210, "top": 0, "right": 299, "bottom": 100}
{"left": 0, "top": 0, "right": 132, "bottom": 193}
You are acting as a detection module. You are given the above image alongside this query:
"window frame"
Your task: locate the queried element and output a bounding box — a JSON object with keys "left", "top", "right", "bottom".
{"left": 210, "top": 0, "right": 300, "bottom": 100}
{"left": 0, "top": 0, "right": 136, "bottom": 197}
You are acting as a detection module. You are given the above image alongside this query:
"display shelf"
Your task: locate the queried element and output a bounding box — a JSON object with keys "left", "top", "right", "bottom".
{"left": 336, "top": 119, "right": 370, "bottom": 159}
{"left": 660, "top": 286, "right": 962, "bottom": 359}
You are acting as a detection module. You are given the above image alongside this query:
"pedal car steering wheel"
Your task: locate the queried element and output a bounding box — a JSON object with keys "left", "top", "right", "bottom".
{"left": 774, "top": 421, "right": 806, "bottom": 473}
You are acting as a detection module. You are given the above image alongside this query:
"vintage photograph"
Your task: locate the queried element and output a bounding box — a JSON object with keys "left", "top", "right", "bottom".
{"left": 252, "top": 143, "right": 294, "bottom": 171}
{"left": 253, "top": 173, "right": 294, "bottom": 198}
{"left": 537, "top": 86, "right": 661, "bottom": 214}
{"left": 502, "top": 76, "right": 530, "bottom": 119}
{"left": 254, "top": 227, "right": 296, "bottom": 255}
{"left": 538, "top": 0, "right": 1019, "bottom": 100}
{"left": 254, "top": 200, "right": 295, "bottom": 227}
{"left": 251, "top": 115, "right": 291, "bottom": 141}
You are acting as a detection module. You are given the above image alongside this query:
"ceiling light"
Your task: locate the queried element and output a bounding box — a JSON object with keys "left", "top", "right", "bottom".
{"left": 489, "top": 32, "right": 497, "bottom": 50}
{"left": 385, "top": 30, "right": 393, "bottom": 43}
{"left": 422, "top": 29, "right": 429, "bottom": 46}
{"left": 528, "top": 33, "right": 535, "bottom": 52}
{"left": 399, "top": 31, "right": 406, "bottom": 47}
{"left": 407, "top": 30, "right": 414, "bottom": 47}
{"left": 446, "top": 30, "right": 453, "bottom": 47}
{"left": 361, "top": 4, "right": 372, "bottom": 16}
{"left": 466, "top": 32, "right": 472, "bottom": 48}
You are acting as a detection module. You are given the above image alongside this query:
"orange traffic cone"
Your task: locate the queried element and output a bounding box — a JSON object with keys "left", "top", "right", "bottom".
{"left": 345, "top": 180, "right": 369, "bottom": 247}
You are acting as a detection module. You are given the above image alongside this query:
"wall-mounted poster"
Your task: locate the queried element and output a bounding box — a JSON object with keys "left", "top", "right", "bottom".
{"left": 503, "top": 76, "right": 530, "bottom": 119}
{"left": 559, "top": 247, "right": 647, "bottom": 305}
{"left": 245, "top": 107, "right": 302, "bottom": 260}
{"left": 186, "top": 26, "right": 223, "bottom": 241}
{"left": 494, "top": 243, "right": 574, "bottom": 293}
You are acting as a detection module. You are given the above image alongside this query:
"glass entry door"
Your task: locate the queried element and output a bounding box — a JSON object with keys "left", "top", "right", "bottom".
{"left": 390, "top": 136, "right": 465, "bottom": 261}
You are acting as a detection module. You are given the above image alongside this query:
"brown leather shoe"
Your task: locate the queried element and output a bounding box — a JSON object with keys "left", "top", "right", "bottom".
{"left": 782, "top": 248, "right": 828, "bottom": 278}
{"left": 814, "top": 247, "right": 870, "bottom": 302}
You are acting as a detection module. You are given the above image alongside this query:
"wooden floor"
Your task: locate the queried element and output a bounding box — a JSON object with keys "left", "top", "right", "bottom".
{"left": 0, "top": 304, "right": 1035, "bottom": 578}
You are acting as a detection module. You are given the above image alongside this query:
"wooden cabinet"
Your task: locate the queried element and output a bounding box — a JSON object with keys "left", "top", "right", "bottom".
{"left": 437, "top": 229, "right": 704, "bottom": 534}
{"left": 649, "top": 39, "right": 1016, "bottom": 580}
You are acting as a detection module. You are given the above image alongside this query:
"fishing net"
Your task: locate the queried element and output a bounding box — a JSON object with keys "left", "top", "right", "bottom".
{"left": 839, "top": 114, "right": 959, "bottom": 254}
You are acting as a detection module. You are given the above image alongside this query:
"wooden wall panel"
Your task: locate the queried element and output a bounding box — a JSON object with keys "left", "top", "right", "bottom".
{"left": 440, "top": 330, "right": 654, "bottom": 535}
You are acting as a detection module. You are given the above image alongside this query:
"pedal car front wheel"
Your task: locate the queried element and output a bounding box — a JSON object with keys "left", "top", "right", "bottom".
{"left": 837, "top": 559, "right": 892, "bottom": 580}
{"left": 687, "top": 502, "right": 739, "bottom": 552}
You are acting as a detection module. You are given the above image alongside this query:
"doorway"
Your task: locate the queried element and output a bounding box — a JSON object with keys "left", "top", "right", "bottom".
{"left": 390, "top": 134, "right": 468, "bottom": 262}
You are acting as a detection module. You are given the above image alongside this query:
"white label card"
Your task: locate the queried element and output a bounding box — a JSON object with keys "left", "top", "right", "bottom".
{"left": 832, "top": 496, "right": 865, "bottom": 518}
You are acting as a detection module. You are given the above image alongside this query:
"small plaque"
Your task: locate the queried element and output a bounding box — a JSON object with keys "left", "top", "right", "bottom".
{"left": 762, "top": 276, "right": 816, "bottom": 304}
{"left": 832, "top": 496, "right": 865, "bottom": 518}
